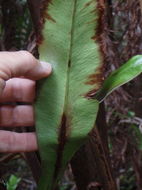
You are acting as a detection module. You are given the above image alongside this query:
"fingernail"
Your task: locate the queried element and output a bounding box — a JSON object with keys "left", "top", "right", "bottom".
{"left": 40, "top": 61, "right": 52, "bottom": 74}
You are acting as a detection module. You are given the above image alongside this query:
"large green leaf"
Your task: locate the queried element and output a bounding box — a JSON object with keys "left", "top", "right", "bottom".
{"left": 35, "top": 0, "right": 104, "bottom": 189}
{"left": 94, "top": 55, "right": 142, "bottom": 102}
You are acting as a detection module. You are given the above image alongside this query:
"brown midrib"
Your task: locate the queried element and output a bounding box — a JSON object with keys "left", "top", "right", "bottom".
{"left": 52, "top": 0, "right": 78, "bottom": 184}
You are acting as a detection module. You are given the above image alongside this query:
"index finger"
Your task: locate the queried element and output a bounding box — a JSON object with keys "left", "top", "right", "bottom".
{"left": 0, "top": 51, "right": 52, "bottom": 81}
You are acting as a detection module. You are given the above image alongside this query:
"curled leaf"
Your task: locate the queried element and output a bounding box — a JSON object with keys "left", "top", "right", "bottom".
{"left": 94, "top": 55, "right": 142, "bottom": 102}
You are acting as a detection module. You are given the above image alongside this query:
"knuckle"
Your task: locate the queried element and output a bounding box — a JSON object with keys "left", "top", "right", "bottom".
{"left": 18, "top": 50, "right": 36, "bottom": 65}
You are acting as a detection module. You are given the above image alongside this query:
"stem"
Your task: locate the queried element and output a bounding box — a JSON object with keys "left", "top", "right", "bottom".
{"left": 139, "top": 0, "right": 142, "bottom": 14}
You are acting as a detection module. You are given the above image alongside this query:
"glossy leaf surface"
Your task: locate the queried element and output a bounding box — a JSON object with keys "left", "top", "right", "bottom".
{"left": 94, "top": 55, "right": 142, "bottom": 102}
{"left": 35, "top": 0, "right": 105, "bottom": 189}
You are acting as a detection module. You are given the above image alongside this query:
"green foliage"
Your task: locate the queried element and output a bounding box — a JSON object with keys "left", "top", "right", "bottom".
{"left": 6, "top": 175, "right": 21, "bottom": 190}
{"left": 13, "top": 1, "right": 32, "bottom": 49}
{"left": 0, "top": 0, "right": 32, "bottom": 50}
{"left": 127, "top": 111, "right": 135, "bottom": 118}
{"left": 130, "top": 124, "right": 142, "bottom": 150}
{"left": 95, "top": 55, "right": 142, "bottom": 102}
{"left": 120, "top": 168, "right": 136, "bottom": 190}
{"left": 59, "top": 184, "right": 72, "bottom": 190}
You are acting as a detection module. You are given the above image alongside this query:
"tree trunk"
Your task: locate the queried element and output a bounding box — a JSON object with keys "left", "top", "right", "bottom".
{"left": 71, "top": 104, "right": 117, "bottom": 190}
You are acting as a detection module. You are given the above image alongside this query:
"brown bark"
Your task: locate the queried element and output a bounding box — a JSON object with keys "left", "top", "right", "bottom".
{"left": 131, "top": 75, "right": 142, "bottom": 190}
{"left": 27, "top": 0, "right": 40, "bottom": 38}
{"left": 132, "top": 148, "right": 142, "bottom": 190}
{"left": 139, "top": 0, "right": 142, "bottom": 14}
{"left": 24, "top": 152, "right": 41, "bottom": 184}
{"left": 71, "top": 103, "right": 117, "bottom": 190}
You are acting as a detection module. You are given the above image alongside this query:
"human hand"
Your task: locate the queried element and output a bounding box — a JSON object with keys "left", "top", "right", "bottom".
{"left": 0, "top": 51, "right": 52, "bottom": 153}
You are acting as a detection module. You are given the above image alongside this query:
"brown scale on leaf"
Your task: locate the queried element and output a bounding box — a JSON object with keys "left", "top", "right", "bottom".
{"left": 37, "top": 0, "right": 56, "bottom": 44}
{"left": 85, "top": 0, "right": 107, "bottom": 98}
{"left": 53, "top": 113, "right": 69, "bottom": 181}
{"left": 85, "top": 67, "right": 105, "bottom": 85}
{"left": 85, "top": 0, "right": 94, "bottom": 7}
{"left": 85, "top": 89, "right": 99, "bottom": 98}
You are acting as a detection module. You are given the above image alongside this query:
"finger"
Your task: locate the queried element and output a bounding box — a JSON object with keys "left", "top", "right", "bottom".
{"left": 0, "top": 131, "right": 38, "bottom": 152}
{"left": 0, "top": 78, "right": 35, "bottom": 103}
{"left": 0, "top": 105, "right": 34, "bottom": 127}
{"left": 0, "top": 51, "right": 52, "bottom": 81}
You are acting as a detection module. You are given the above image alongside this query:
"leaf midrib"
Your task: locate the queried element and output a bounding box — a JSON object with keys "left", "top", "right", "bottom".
{"left": 64, "top": 0, "right": 77, "bottom": 112}
{"left": 53, "top": 0, "right": 78, "bottom": 183}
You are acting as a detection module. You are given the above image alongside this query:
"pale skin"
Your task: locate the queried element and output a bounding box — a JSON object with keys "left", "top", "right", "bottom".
{"left": 0, "top": 51, "right": 52, "bottom": 153}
